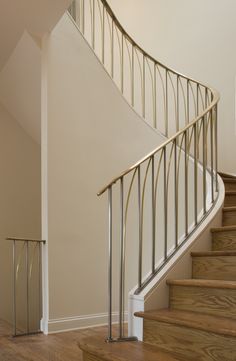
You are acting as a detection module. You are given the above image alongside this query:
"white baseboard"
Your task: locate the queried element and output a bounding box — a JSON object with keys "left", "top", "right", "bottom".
{"left": 46, "top": 311, "right": 127, "bottom": 334}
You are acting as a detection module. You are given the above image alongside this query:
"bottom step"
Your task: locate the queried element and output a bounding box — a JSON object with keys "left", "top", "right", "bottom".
{"left": 79, "top": 336, "right": 184, "bottom": 361}
{"left": 135, "top": 309, "right": 236, "bottom": 361}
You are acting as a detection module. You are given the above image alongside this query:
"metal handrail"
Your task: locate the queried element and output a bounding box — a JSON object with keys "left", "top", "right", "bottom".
{"left": 7, "top": 237, "right": 45, "bottom": 337}
{"left": 68, "top": 0, "right": 220, "bottom": 343}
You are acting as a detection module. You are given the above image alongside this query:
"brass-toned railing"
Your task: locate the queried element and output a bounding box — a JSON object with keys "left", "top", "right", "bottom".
{"left": 68, "top": 0, "right": 220, "bottom": 342}
{"left": 7, "top": 237, "right": 46, "bottom": 337}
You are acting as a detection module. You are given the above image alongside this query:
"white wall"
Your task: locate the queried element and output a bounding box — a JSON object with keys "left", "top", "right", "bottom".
{"left": 44, "top": 14, "right": 166, "bottom": 332}
{"left": 0, "top": 102, "right": 41, "bottom": 326}
{"left": 108, "top": 0, "right": 236, "bottom": 173}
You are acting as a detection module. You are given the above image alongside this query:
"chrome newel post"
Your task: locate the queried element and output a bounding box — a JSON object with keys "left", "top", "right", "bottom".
{"left": 210, "top": 109, "right": 214, "bottom": 203}
{"left": 194, "top": 124, "right": 198, "bottom": 225}
{"left": 107, "top": 187, "right": 113, "bottom": 342}
{"left": 163, "top": 147, "right": 168, "bottom": 260}
{"left": 174, "top": 139, "right": 178, "bottom": 248}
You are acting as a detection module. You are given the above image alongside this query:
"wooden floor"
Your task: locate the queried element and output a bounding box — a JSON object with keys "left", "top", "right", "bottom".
{"left": 0, "top": 319, "right": 109, "bottom": 361}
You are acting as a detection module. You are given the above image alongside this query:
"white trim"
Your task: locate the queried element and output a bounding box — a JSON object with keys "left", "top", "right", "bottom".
{"left": 41, "top": 34, "right": 49, "bottom": 335}
{"left": 129, "top": 175, "right": 225, "bottom": 340}
{"left": 47, "top": 312, "right": 128, "bottom": 334}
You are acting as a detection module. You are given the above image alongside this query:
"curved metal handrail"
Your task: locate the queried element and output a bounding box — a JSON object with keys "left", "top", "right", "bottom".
{"left": 68, "top": 0, "right": 220, "bottom": 343}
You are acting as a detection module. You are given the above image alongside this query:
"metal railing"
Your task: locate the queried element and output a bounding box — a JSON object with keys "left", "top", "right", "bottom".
{"left": 7, "top": 237, "right": 46, "bottom": 337}
{"left": 68, "top": 0, "right": 220, "bottom": 342}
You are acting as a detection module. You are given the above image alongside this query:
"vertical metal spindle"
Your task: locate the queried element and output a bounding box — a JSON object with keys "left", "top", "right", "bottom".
{"left": 194, "top": 124, "right": 198, "bottom": 225}
{"left": 151, "top": 156, "right": 155, "bottom": 274}
{"left": 81, "top": 0, "right": 85, "bottom": 34}
{"left": 38, "top": 242, "right": 42, "bottom": 331}
{"left": 102, "top": 5, "right": 105, "bottom": 64}
{"left": 142, "top": 55, "right": 145, "bottom": 118}
{"left": 174, "top": 139, "right": 178, "bottom": 248}
{"left": 121, "top": 34, "right": 124, "bottom": 93}
{"left": 26, "top": 241, "right": 29, "bottom": 334}
{"left": 92, "top": 0, "right": 95, "bottom": 49}
{"left": 13, "top": 240, "right": 17, "bottom": 337}
{"left": 214, "top": 105, "right": 218, "bottom": 192}
{"left": 185, "top": 131, "right": 189, "bottom": 236}
{"left": 107, "top": 187, "right": 113, "bottom": 342}
{"left": 210, "top": 109, "right": 214, "bottom": 202}
{"left": 176, "top": 75, "right": 180, "bottom": 133}
{"left": 154, "top": 63, "right": 157, "bottom": 128}
{"left": 165, "top": 71, "right": 169, "bottom": 137}
{"left": 203, "top": 116, "right": 207, "bottom": 213}
{"left": 111, "top": 19, "right": 114, "bottom": 78}
{"left": 119, "top": 178, "right": 124, "bottom": 339}
{"left": 138, "top": 166, "right": 142, "bottom": 289}
{"left": 187, "top": 80, "right": 190, "bottom": 124}
{"left": 196, "top": 84, "right": 199, "bottom": 116}
{"left": 164, "top": 147, "right": 168, "bottom": 260}
{"left": 131, "top": 45, "right": 134, "bottom": 107}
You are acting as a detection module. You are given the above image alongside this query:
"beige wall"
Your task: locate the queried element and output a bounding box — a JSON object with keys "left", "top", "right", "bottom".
{"left": 45, "top": 14, "right": 166, "bottom": 331}
{"left": 108, "top": 0, "right": 236, "bottom": 174}
{"left": 0, "top": 102, "right": 41, "bottom": 327}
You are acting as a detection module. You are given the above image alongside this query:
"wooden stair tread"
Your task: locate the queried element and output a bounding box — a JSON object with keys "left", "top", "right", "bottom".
{"left": 223, "top": 179, "right": 236, "bottom": 183}
{"left": 211, "top": 225, "right": 236, "bottom": 232}
{"left": 223, "top": 206, "right": 236, "bottom": 212}
{"left": 219, "top": 172, "right": 236, "bottom": 179}
{"left": 135, "top": 309, "right": 236, "bottom": 337}
{"left": 79, "top": 336, "right": 183, "bottom": 361}
{"left": 191, "top": 250, "right": 236, "bottom": 257}
{"left": 226, "top": 191, "right": 236, "bottom": 195}
{"left": 167, "top": 278, "right": 236, "bottom": 289}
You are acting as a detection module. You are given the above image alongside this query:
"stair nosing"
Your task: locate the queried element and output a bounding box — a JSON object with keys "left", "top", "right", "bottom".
{"left": 211, "top": 225, "right": 236, "bottom": 232}
{"left": 79, "top": 336, "right": 182, "bottom": 361}
{"left": 135, "top": 309, "right": 236, "bottom": 337}
{"left": 225, "top": 191, "right": 236, "bottom": 195}
{"left": 191, "top": 250, "right": 236, "bottom": 257}
{"left": 167, "top": 278, "right": 236, "bottom": 289}
{"left": 222, "top": 206, "right": 236, "bottom": 212}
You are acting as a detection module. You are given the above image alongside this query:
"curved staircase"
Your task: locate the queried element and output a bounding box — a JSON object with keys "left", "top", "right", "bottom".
{"left": 79, "top": 175, "right": 236, "bottom": 361}
{"left": 66, "top": 0, "right": 236, "bottom": 359}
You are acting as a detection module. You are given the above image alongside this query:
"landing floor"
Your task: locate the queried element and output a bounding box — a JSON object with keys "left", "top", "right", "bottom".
{"left": 0, "top": 319, "right": 109, "bottom": 361}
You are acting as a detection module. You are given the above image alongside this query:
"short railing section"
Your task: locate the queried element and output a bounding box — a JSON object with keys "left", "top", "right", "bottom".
{"left": 6, "top": 237, "right": 46, "bottom": 337}
{"left": 68, "top": 0, "right": 220, "bottom": 342}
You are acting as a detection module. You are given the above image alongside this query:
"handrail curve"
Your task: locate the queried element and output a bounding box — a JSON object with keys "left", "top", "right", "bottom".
{"left": 68, "top": 0, "right": 220, "bottom": 343}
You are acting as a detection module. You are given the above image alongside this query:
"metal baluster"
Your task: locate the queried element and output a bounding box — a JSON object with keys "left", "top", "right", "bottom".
{"left": 13, "top": 240, "right": 17, "bottom": 337}
{"left": 210, "top": 109, "right": 214, "bottom": 202}
{"left": 185, "top": 131, "right": 189, "bottom": 236}
{"left": 38, "top": 242, "right": 42, "bottom": 331}
{"left": 138, "top": 166, "right": 142, "bottom": 289}
{"left": 164, "top": 147, "right": 168, "bottom": 260}
{"left": 111, "top": 19, "right": 114, "bottom": 77}
{"left": 151, "top": 156, "right": 155, "bottom": 273}
{"left": 121, "top": 34, "right": 124, "bottom": 93}
{"left": 102, "top": 5, "right": 105, "bottom": 64}
{"left": 82, "top": 0, "right": 85, "bottom": 34}
{"left": 203, "top": 116, "right": 207, "bottom": 213}
{"left": 107, "top": 187, "right": 113, "bottom": 342}
{"left": 174, "top": 139, "right": 178, "bottom": 248}
{"left": 142, "top": 55, "right": 145, "bottom": 118}
{"left": 154, "top": 63, "right": 157, "bottom": 128}
{"left": 92, "top": 0, "right": 95, "bottom": 49}
{"left": 194, "top": 123, "right": 198, "bottom": 225}
{"left": 131, "top": 45, "right": 134, "bottom": 107}
{"left": 26, "top": 241, "right": 30, "bottom": 334}
{"left": 214, "top": 105, "right": 218, "bottom": 192}
{"left": 165, "top": 70, "right": 168, "bottom": 136}
{"left": 119, "top": 178, "right": 124, "bottom": 339}
{"left": 176, "top": 75, "right": 180, "bottom": 133}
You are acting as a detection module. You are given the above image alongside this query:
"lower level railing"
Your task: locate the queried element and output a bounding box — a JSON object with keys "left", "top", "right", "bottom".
{"left": 6, "top": 237, "right": 45, "bottom": 337}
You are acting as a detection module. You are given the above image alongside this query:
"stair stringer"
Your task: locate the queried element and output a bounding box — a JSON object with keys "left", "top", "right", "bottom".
{"left": 128, "top": 175, "right": 225, "bottom": 340}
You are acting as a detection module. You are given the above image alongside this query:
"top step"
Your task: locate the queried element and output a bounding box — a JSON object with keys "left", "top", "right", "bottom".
{"left": 79, "top": 335, "right": 185, "bottom": 361}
